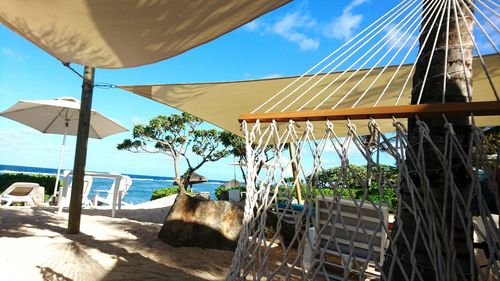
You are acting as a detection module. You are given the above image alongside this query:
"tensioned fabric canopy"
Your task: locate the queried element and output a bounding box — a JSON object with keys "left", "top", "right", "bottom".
{"left": 0, "top": 0, "right": 290, "bottom": 69}
{"left": 119, "top": 55, "right": 500, "bottom": 138}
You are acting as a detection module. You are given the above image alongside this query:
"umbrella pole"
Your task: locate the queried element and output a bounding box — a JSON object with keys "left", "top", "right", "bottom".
{"left": 52, "top": 123, "right": 68, "bottom": 201}
{"left": 68, "top": 66, "right": 95, "bottom": 234}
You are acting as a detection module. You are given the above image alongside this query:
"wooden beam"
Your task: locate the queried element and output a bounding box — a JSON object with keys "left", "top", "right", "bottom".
{"left": 239, "top": 101, "right": 500, "bottom": 123}
{"left": 68, "top": 66, "right": 95, "bottom": 234}
{"left": 288, "top": 143, "right": 302, "bottom": 205}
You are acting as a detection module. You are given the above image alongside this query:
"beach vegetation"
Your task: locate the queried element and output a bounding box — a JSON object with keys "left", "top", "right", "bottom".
{"left": 219, "top": 131, "right": 290, "bottom": 185}
{"left": 117, "top": 113, "right": 230, "bottom": 191}
{"left": 181, "top": 129, "right": 230, "bottom": 190}
{"left": 0, "top": 173, "right": 61, "bottom": 196}
{"left": 215, "top": 185, "right": 246, "bottom": 200}
{"left": 213, "top": 164, "right": 398, "bottom": 207}
{"left": 219, "top": 132, "right": 247, "bottom": 183}
{"left": 150, "top": 187, "right": 180, "bottom": 200}
{"left": 215, "top": 164, "right": 398, "bottom": 207}
{"left": 308, "top": 164, "right": 399, "bottom": 208}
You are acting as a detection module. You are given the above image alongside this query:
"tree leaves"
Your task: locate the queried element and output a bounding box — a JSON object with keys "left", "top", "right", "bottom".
{"left": 117, "top": 113, "right": 231, "bottom": 185}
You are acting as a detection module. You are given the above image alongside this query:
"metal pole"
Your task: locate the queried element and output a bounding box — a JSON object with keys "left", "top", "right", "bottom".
{"left": 68, "top": 66, "right": 94, "bottom": 234}
{"left": 52, "top": 123, "right": 68, "bottom": 200}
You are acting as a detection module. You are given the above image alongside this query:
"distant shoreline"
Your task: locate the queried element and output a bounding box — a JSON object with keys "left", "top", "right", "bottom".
{"left": 0, "top": 163, "right": 227, "bottom": 184}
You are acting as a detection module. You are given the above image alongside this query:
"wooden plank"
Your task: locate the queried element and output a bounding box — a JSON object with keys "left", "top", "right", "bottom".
{"left": 318, "top": 207, "right": 383, "bottom": 223}
{"left": 317, "top": 220, "right": 384, "bottom": 237}
{"left": 318, "top": 234, "right": 382, "bottom": 252}
{"left": 239, "top": 101, "right": 500, "bottom": 123}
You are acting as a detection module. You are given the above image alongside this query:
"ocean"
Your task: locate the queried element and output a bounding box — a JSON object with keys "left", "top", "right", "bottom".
{"left": 0, "top": 164, "right": 225, "bottom": 204}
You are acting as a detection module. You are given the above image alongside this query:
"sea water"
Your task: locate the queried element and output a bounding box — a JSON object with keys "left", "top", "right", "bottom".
{"left": 0, "top": 164, "right": 224, "bottom": 204}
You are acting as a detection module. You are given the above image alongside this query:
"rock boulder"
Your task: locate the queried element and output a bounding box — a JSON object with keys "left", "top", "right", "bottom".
{"left": 158, "top": 191, "right": 244, "bottom": 251}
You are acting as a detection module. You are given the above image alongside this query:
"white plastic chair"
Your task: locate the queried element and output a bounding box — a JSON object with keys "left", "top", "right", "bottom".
{"left": 58, "top": 174, "right": 94, "bottom": 210}
{"left": 93, "top": 175, "right": 132, "bottom": 209}
{"left": 0, "top": 182, "right": 44, "bottom": 206}
{"left": 303, "top": 196, "right": 389, "bottom": 280}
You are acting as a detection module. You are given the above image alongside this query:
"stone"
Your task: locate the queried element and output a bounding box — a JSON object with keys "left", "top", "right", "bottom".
{"left": 158, "top": 191, "right": 244, "bottom": 251}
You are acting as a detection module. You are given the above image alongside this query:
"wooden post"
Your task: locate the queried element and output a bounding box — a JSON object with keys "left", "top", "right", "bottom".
{"left": 288, "top": 143, "right": 302, "bottom": 204}
{"left": 68, "top": 66, "right": 95, "bottom": 234}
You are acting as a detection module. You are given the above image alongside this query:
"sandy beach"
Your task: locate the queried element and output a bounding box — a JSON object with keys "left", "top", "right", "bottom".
{"left": 0, "top": 195, "right": 236, "bottom": 281}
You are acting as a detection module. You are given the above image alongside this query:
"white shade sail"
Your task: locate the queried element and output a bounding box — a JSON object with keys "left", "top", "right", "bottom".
{"left": 0, "top": 0, "right": 290, "bottom": 69}
{"left": 119, "top": 55, "right": 500, "bottom": 138}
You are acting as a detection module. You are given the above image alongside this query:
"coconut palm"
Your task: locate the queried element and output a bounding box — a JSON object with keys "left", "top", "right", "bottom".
{"left": 383, "top": 1, "right": 476, "bottom": 279}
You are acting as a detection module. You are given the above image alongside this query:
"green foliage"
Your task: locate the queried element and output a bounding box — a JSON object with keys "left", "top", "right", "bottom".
{"left": 215, "top": 185, "right": 246, "bottom": 200}
{"left": 0, "top": 173, "right": 61, "bottom": 195}
{"left": 308, "top": 164, "right": 399, "bottom": 208}
{"left": 117, "top": 113, "right": 202, "bottom": 155}
{"left": 118, "top": 113, "right": 232, "bottom": 184}
{"left": 219, "top": 131, "right": 246, "bottom": 159}
{"left": 216, "top": 164, "right": 399, "bottom": 208}
{"left": 150, "top": 187, "right": 180, "bottom": 200}
{"left": 483, "top": 126, "right": 500, "bottom": 158}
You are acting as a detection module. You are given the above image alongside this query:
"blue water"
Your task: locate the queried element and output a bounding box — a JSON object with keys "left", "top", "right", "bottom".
{"left": 0, "top": 164, "right": 225, "bottom": 204}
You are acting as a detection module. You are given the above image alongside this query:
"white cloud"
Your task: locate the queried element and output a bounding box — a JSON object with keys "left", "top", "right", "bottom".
{"left": 383, "top": 23, "right": 419, "bottom": 50}
{"left": 244, "top": 20, "right": 261, "bottom": 32}
{"left": 244, "top": 10, "right": 319, "bottom": 51}
{"left": 242, "top": 73, "right": 283, "bottom": 80}
{"left": 323, "top": 0, "right": 370, "bottom": 41}
{"left": 131, "top": 116, "right": 146, "bottom": 125}
{"left": 261, "top": 73, "right": 283, "bottom": 79}
{"left": 270, "top": 11, "right": 319, "bottom": 50}
{"left": 0, "top": 47, "right": 26, "bottom": 62}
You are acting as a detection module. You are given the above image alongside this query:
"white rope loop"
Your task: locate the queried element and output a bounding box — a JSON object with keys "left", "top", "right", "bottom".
{"left": 229, "top": 115, "right": 500, "bottom": 280}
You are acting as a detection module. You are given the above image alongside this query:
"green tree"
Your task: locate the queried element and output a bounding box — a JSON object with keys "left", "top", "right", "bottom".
{"left": 483, "top": 126, "right": 500, "bottom": 163}
{"left": 219, "top": 131, "right": 290, "bottom": 185}
{"left": 117, "top": 113, "right": 229, "bottom": 190}
{"left": 383, "top": 1, "right": 476, "bottom": 279}
{"left": 182, "top": 129, "right": 230, "bottom": 189}
{"left": 220, "top": 131, "right": 247, "bottom": 183}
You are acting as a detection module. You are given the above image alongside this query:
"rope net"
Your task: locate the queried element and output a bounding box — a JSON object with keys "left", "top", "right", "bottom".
{"left": 228, "top": 0, "right": 499, "bottom": 280}
{"left": 228, "top": 118, "right": 499, "bottom": 280}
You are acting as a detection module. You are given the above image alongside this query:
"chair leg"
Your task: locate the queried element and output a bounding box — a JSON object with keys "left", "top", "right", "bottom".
{"left": 0, "top": 198, "right": 13, "bottom": 206}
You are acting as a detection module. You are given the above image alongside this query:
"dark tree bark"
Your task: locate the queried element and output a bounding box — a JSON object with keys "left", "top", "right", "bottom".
{"left": 383, "top": 1, "right": 475, "bottom": 280}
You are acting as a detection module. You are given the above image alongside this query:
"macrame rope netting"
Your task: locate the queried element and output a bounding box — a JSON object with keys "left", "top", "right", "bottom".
{"left": 228, "top": 117, "right": 499, "bottom": 281}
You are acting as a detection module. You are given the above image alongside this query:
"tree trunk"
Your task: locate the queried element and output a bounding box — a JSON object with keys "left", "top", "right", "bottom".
{"left": 173, "top": 156, "right": 180, "bottom": 182}
{"left": 383, "top": 1, "right": 475, "bottom": 280}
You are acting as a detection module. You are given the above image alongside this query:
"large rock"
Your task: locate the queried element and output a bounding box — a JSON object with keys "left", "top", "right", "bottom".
{"left": 158, "top": 191, "right": 244, "bottom": 251}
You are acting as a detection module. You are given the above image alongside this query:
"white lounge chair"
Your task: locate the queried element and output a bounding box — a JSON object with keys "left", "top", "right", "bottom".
{"left": 93, "top": 175, "right": 132, "bottom": 209}
{"left": 304, "top": 196, "right": 389, "bottom": 280}
{"left": 0, "top": 182, "right": 45, "bottom": 206}
{"left": 58, "top": 175, "right": 94, "bottom": 209}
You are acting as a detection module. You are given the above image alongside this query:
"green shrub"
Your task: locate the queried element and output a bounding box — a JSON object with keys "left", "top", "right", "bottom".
{"left": 215, "top": 185, "right": 246, "bottom": 200}
{"left": 150, "top": 187, "right": 180, "bottom": 200}
{"left": 0, "top": 173, "right": 61, "bottom": 195}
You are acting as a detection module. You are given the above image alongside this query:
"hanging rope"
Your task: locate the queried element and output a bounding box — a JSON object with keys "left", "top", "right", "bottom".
{"left": 249, "top": 0, "right": 498, "bottom": 114}
{"left": 231, "top": 1, "right": 500, "bottom": 280}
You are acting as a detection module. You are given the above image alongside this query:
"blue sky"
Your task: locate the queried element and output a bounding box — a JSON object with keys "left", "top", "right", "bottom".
{"left": 0, "top": 0, "right": 494, "bottom": 180}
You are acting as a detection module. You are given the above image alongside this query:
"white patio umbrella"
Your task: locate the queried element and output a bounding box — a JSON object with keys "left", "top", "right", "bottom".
{"left": 0, "top": 97, "right": 128, "bottom": 198}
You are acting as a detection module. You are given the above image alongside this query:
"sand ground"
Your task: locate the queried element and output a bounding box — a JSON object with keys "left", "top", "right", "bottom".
{"left": 0, "top": 195, "right": 236, "bottom": 281}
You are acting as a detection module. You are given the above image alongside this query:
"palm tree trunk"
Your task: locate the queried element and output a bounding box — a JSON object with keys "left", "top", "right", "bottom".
{"left": 383, "top": 1, "right": 475, "bottom": 279}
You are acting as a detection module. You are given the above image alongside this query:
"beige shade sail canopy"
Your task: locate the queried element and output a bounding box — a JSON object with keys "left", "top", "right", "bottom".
{"left": 0, "top": 0, "right": 290, "bottom": 69}
{"left": 119, "top": 55, "right": 500, "bottom": 138}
